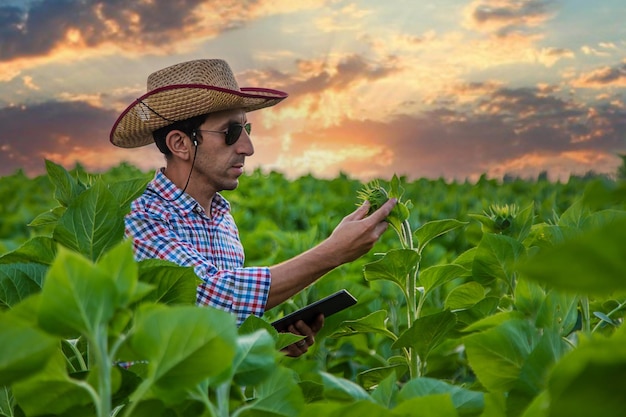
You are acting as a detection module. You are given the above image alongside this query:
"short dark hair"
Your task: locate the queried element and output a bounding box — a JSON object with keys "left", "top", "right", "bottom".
{"left": 153, "top": 113, "right": 209, "bottom": 155}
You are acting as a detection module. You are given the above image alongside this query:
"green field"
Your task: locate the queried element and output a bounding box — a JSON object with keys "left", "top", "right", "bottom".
{"left": 1, "top": 160, "right": 625, "bottom": 416}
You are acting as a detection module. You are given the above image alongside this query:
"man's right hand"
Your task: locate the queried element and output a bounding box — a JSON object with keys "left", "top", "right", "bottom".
{"left": 322, "top": 197, "right": 397, "bottom": 266}
{"left": 265, "top": 197, "right": 396, "bottom": 310}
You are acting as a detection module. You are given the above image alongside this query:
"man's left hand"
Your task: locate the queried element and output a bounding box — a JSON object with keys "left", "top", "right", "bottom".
{"left": 283, "top": 314, "right": 324, "bottom": 357}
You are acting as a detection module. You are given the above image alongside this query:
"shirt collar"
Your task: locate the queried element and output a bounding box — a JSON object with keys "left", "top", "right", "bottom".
{"left": 148, "top": 168, "right": 230, "bottom": 216}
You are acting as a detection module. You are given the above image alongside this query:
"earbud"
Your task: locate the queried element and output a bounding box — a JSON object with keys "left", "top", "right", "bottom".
{"left": 191, "top": 131, "right": 198, "bottom": 147}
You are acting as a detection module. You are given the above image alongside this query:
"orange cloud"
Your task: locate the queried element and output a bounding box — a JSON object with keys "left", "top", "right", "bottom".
{"left": 57, "top": 92, "right": 104, "bottom": 108}
{"left": 486, "top": 150, "right": 620, "bottom": 181}
{"left": 272, "top": 143, "right": 394, "bottom": 179}
{"left": 42, "top": 145, "right": 163, "bottom": 175}
{"left": 22, "top": 75, "right": 39, "bottom": 91}
{"left": 571, "top": 62, "right": 626, "bottom": 88}
{"left": 241, "top": 53, "right": 403, "bottom": 132}
{"left": 0, "top": 0, "right": 330, "bottom": 80}
{"left": 246, "top": 0, "right": 328, "bottom": 16}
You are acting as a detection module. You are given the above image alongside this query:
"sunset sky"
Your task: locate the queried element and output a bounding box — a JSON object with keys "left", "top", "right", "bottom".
{"left": 1, "top": 0, "right": 625, "bottom": 182}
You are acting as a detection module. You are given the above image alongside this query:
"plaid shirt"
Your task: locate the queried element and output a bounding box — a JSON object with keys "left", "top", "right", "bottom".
{"left": 125, "top": 169, "right": 271, "bottom": 325}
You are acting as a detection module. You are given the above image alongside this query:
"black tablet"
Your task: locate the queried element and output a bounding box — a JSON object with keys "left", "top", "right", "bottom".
{"left": 271, "top": 289, "right": 357, "bottom": 332}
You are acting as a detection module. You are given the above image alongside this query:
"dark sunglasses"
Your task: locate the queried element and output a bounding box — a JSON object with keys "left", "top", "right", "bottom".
{"left": 195, "top": 122, "right": 251, "bottom": 146}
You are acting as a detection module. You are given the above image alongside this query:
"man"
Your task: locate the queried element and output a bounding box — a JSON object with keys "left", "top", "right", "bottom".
{"left": 110, "top": 59, "right": 396, "bottom": 357}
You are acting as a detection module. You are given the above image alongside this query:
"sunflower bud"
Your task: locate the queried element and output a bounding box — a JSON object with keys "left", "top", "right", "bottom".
{"left": 357, "top": 178, "right": 411, "bottom": 243}
{"left": 357, "top": 181, "right": 390, "bottom": 215}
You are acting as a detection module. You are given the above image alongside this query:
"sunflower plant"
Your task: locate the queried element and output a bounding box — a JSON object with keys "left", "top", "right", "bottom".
{"left": 351, "top": 175, "right": 468, "bottom": 379}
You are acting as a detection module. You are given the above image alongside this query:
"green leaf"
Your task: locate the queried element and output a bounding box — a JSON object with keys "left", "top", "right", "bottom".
{"left": 415, "top": 219, "right": 468, "bottom": 254}
{"left": 320, "top": 371, "right": 373, "bottom": 402}
{"left": 452, "top": 247, "right": 477, "bottom": 270}
{"left": 468, "top": 213, "right": 495, "bottom": 234}
{"left": 444, "top": 282, "right": 485, "bottom": 311}
{"left": 363, "top": 249, "right": 420, "bottom": 296}
{"left": 519, "top": 390, "right": 549, "bottom": 417}
{"left": 515, "top": 330, "right": 570, "bottom": 396}
{"left": 239, "top": 313, "right": 274, "bottom": 335}
{"left": 0, "top": 312, "right": 59, "bottom": 385}
{"left": 535, "top": 290, "right": 579, "bottom": 336}
{"left": 462, "top": 311, "right": 525, "bottom": 333}
{"left": 298, "top": 400, "right": 392, "bottom": 417}
{"left": 45, "top": 159, "right": 86, "bottom": 207}
{"left": 546, "top": 334, "right": 626, "bottom": 417}
{"left": 128, "top": 304, "right": 237, "bottom": 392}
{"left": 38, "top": 246, "right": 118, "bottom": 339}
{"left": 53, "top": 179, "right": 125, "bottom": 262}
{"left": 107, "top": 177, "right": 150, "bottom": 211}
{"left": 232, "top": 329, "right": 278, "bottom": 386}
{"left": 121, "top": 399, "right": 168, "bottom": 417}
{"left": 454, "top": 297, "right": 500, "bottom": 328}
{"left": 274, "top": 332, "right": 304, "bottom": 350}
{"left": 392, "top": 394, "right": 459, "bottom": 417}
{"left": 526, "top": 224, "right": 576, "bottom": 249}
{"left": 96, "top": 240, "right": 138, "bottom": 307}
{"left": 239, "top": 367, "right": 305, "bottom": 417}
{"left": 398, "top": 377, "right": 484, "bottom": 417}
{"left": 359, "top": 363, "right": 407, "bottom": 391}
{"left": 463, "top": 319, "right": 537, "bottom": 392}
{"left": 238, "top": 314, "right": 303, "bottom": 351}
{"left": 392, "top": 310, "right": 457, "bottom": 361}
{"left": 370, "top": 372, "right": 400, "bottom": 408}
{"left": 593, "top": 311, "right": 618, "bottom": 326}
{"left": 581, "top": 208, "right": 626, "bottom": 230}
{"left": 420, "top": 264, "right": 469, "bottom": 297}
{"left": 0, "top": 386, "right": 13, "bottom": 417}
{"left": 557, "top": 199, "right": 590, "bottom": 229}
{"left": 332, "top": 310, "right": 397, "bottom": 341}
{"left": 0, "top": 236, "right": 57, "bottom": 265}
{"left": 12, "top": 349, "right": 92, "bottom": 416}
{"left": 0, "top": 263, "right": 47, "bottom": 310}
{"left": 4, "top": 293, "right": 40, "bottom": 325}
{"left": 389, "top": 174, "right": 403, "bottom": 199}
{"left": 472, "top": 233, "right": 526, "bottom": 287}
{"left": 387, "top": 203, "right": 410, "bottom": 237}
{"left": 298, "top": 379, "right": 324, "bottom": 404}
{"left": 137, "top": 259, "right": 199, "bottom": 305}
{"left": 28, "top": 206, "right": 65, "bottom": 228}
{"left": 514, "top": 277, "right": 545, "bottom": 319}
{"left": 520, "top": 217, "right": 626, "bottom": 295}
{"left": 512, "top": 203, "right": 535, "bottom": 242}
{"left": 581, "top": 178, "right": 626, "bottom": 210}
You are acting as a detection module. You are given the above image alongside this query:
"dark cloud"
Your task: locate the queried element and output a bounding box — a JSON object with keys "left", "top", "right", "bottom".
{"left": 473, "top": 0, "right": 550, "bottom": 22}
{"left": 469, "top": 0, "right": 555, "bottom": 37}
{"left": 247, "top": 54, "right": 401, "bottom": 107}
{"left": 0, "top": 5, "right": 26, "bottom": 58}
{"left": 0, "top": 0, "right": 212, "bottom": 61}
{"left": 478, "top": 87, "right": 584, "bottom": 140}
{"left": 287, "top": 84, "right": 626, "bottom": 180}
{"left": 0, "top": 100, "right": 117, "bottom": 175}
{"left": 1, "top": 85, "right": 624, "bottom": 181}
{"left": 580, "top": 62, "right": 626, "bottom": 86}
{"left": 408, "top": 87, "right": 624, "bottom": 176}
{"left": 543, "top": 47, "right": 572, "bottom": 57}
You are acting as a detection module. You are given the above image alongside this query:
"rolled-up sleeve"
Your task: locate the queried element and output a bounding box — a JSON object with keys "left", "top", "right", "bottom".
{"left": 125, "top": 185, "right": 271, "bottom": 325}
{"left": 196, "top": 266, "right": 270, "bottom": 325}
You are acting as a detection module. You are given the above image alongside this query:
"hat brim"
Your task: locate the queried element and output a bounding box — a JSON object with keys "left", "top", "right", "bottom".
{"left": 110, "top": 84, "right": 287, "bottom": 148}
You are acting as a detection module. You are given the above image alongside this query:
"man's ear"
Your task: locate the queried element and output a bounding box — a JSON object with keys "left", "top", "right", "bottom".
{"left": 165, "top": 130, "right": 194, "bottom": 160}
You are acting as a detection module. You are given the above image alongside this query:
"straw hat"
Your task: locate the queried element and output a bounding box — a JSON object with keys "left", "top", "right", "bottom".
{"left": 110, "top": 59, "right": 288, "bottom": 148}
